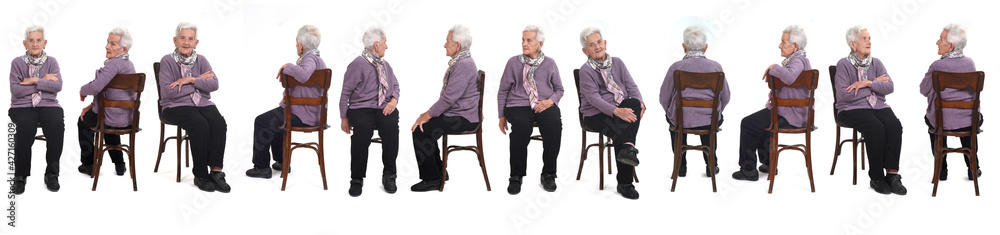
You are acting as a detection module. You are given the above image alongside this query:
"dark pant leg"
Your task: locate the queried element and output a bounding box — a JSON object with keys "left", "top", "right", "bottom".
{"left": 839, "top": 109, "right": 888, "bottom": 180}
{"left": 669, "top": 115, "right": 725, "bottom": 168}
{"left": 347, "top": 109, "right": 377, "bottom": 179}
{"left": 411, "top": 116, "right": 475, "bottom": 180}
{"left": 78, "top": 110, "right": 123, "bottom": 166}
{"left": 504, "top": 107, "right": 534, "bottom": 177}
{"left": 200, "top": 106, "right": 227, "bottom": 170}
{"left": 252, "top": 107, "right": 302, "bottom": 169}
{"left": 37, "top": 107, "right": 65, "bottom": 175}
{"left": 164, "top": 106, "right": 211, "bottom": 178}
{"left": 583, "top": 98, "right": 642, "bottom": 184}
{"left": 536, "top": 106, "right": 562, "bottom": 176}
{"left": 375, "top": 109, "right": 400, "bottom": 177}
{"left": 874, "top": 108, "right": 903, "bottom": 171}
{"left": 9, "top": 108, "right": 37, "bottom": 177}
{"left": 738, "top": 109, "right": 771, "bottom": 172}
{"left": 926, "top": 116, "right": 984, "bottom": 170}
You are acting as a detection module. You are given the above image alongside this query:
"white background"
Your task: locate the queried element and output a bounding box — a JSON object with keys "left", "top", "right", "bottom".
{"left": 2, "top": 0, "right": 996, "bottom": 234}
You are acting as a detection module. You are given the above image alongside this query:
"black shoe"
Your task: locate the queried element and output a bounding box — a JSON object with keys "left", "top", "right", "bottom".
{"left": 706, "top": 166, "right": 720, "bottom": 177}
{"left": 676, "top": 165, "right": 687, "bottom": 177}
{"left": 382, "top": 175, "right": 397, "bottom": 194}
{"left": 115, "top": 163, "right": 126, "bottom": 176}
{"left": 732, "top": 170, "right": 759, "bottom": 181}
{"left": 885, "top": 174, "right": 907, "bottom": 195}
{"left": 507, "top": 176, "right": 523, "bottom": 195}
{"left": 209, "top": 171, "right": 231, "bottom": 193}
{"left": 617, "top": 145, "right": 640, "bottom": 166}
{"left": 759, "top": 164, "right": 777, "bottom": 175}
{"left": 969, "top": 169, "right": 983, "bottom": 180}
{"left": 617, "top": 184, "right": 639, "bottom": 200}
{"left": 410, "top": 180, "right": 441, "bottom": 192}
{"left": 44, "top": 174, "right": 60, "bottom": 192}
{"left": 349, "top": 179, "right": 363, "bottom": 197}
{"left": 272, "top": 162, "right": 289, "bottom": 172}
{"left": 78, "top": 164, "right": 93, "bottom": 176}
{"left": 939, "top": 168, "right": 948, "bottom": 181}
{"left": 245, "top": 167, "right": 272, "bottom": 179}
{"left": 194, "top": 177, "right": 216, "bottom": 192}
{"left": 12, "top": 176, "right": 26, "bottom": 195}
{"left": 869, "top": 179, "right": 891, "bottom": 194}
{"left": 541, "top": 174, "right": 557, "bottom": 192}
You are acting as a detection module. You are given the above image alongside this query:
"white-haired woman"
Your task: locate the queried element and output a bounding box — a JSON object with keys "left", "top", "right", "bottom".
{"left": 9, "top": 26, "right": 64, "bottom": 194}
{"left": 158, "top": 22, "right": 230, "bottom": 193}
{"left": 732, "top": 25, "right": 812, "bottom": 182}
{"left": 920, "top": 23, "right": 981, "bottom": 181}
{"left": 77, "top": 27, "right": 136, "bottom": 178}
{"left": 340, "top": 25, "right": 400, "bottom": 196}
{"left": 834, "top": 26, "right": 906, "bottom": 195}
{"left": 246, "top": 25, "right": 328, "bottom": 179}
{"left": 659, "top": 25, "right": 730, "bottom": 178}
{"left": 497, "top": 25, "right": 565, "bottom": 195}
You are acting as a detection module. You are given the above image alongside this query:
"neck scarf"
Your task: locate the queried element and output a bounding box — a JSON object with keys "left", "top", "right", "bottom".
{"left": 23, "top": 51, "right": 47, "bottom": 107}
{"left": 518, "top": 51, "right": 545, "bottom": 108}
{"left": 781, "top": 50, "right": 806, "bottom": 66}
{"left": 297, "top": 49, "right": 320, "bottom": 65}
{"left": 104, "top": 52, "right": 129, "bottom": 65}
{"left": 587, "top": 54, "right": 625, "bottom": 105}
{"left": 941, "top": 50, "right": 965, "bottom": 60}
{"left": 172, "top": 49, "right": 202, "bottom": 105}
{"left": 441, "top": 50, "right": 472, "bottom": 95}
{"left": 847, "top": 52, "right": 876, "bottom": 108}
{"left": 683, "top": 51, "right": 706, "bottom": 60}
{"left": 362, "top": 50, "right": 390, "bottom": 106}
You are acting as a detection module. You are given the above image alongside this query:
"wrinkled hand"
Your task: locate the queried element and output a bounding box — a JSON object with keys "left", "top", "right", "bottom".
{"left": 198, "top": 70, "right": 215, "bottom": 79}
{"left": 873, "top": 74, "right": 890, "bottom": 82}
{"left": 341, "top": 118, "right": 351, "bottom": 134}
{"left": 41, "top": 74, "right": 59, "bottom": 82}
{"left": 382, "top": 98, "right": 398, "bottom": 116}
{"left": 845, "top": 80, "right": 873, "bottom": 96}
{"left": 410, "top": 112, "right": 432, "bottom": 132}
{"left": 640, "top": 102, "right": 646, "bottom": 119}
{"left": 614, "top": 107, "right": 638, "bottom": 123}
{"left": 79, "top": 91, "right": 86, "bottom": 101}
{"left": 498, "top": 117, "right": 508, "bottom": 135}
{"left": 276, "top": 64, "right": 289, "bottom": 80}
{"left": 762, "top": 65, "right": 775, "bottom": 81}
{"left": 533, "top": 99, "right": 554, "bottom": 113}
{"left": 169, "top": 77, "right": 197, "bottom": 92}
{"left": 19, "top": 77, "right": 38, "bottom": 85}
{"left": 79, "top": 104, "right": 93, "bottom": 121}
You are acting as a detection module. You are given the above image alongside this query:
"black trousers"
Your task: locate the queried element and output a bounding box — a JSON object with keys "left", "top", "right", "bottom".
{"left": 925, "top": 116, "right": 984, "bottom": 170}
{"left": 163, "top": 106, "right": 227, "bottom": 178}
{"left": 78, "top": 110, "right": 124, "bottom": 166}
{"left": 737, "top": 108, "right": 790, "bottom": 172}
{"left": 838, "top": 108, "right": 903, "bottom": 180}
{"left": 411, "top": 115, "right": 477, "bottom": 180}
{"left": 504, "top": 106, "right": 562, "bottom": 177}
{"left": 252, "top": 107, "right": 304, "bottom": 169}
{"left": 8, "top": 107, "right": 64, "bottom": 177}
{"left": 667, "top": 114, "right": 724, "bottom": 168}
{"left": 582, "top": 98, "right": 642, "bottom": 184}
{"left": 347, "top": 108, "right": 399, "bottom": 179}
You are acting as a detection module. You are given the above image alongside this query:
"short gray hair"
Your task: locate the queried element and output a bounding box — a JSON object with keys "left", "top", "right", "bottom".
{"left": 175, "top": 22, "right": 198, "bottom": 39}
{"left": 579, "top": 27, "right": 602, "bottom": 48}
{"left": 683, "top": 25, "right": 707, "bottom": 52}
{"left": 362, "top": 26, "right": 385, "bottom": 51}
{"left": 25, "top": 25, "right": 44, "bottom": 40}
{"left": 296, "top": 25, "right": 321, "bottom": 52}
{"left": 448, "top": 24, "right": 472, "bottom": 51}
{"left": 844, "top": 25, "right": 867, "bottom": 49}
{"left": 783, "top": 25, "right": 807, "bottom": 50}
{"left": 943, "top": 23, "right": 967, "bottom": 53}
{"left": 523, "top": 24, "right": 545, "bottom": 42}
{"left": 109, "top": 27, "right": 133, "bottom": 51}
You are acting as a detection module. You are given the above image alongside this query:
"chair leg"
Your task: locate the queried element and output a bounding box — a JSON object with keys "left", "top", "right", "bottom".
{"left": 280, "top": 130, "right": 291, "bottom": 191}
{"left": 598, "top": 135, "right": 605, "bottom": 190}
{"left": 176, "top": 127, "right": 182, "bottom": 182}
{"left": 931, "top": 136, "right": 944, "bottom": 197}
{"left": 767, "top": 133, "right": 778, "bottom": 194}
{"left": 184, "top": 131, "right": 191, "bottom": 168}
{"left": 318, "top": 131, "right": 328, "bottom": 190}
{"left": 92, "top": 132, "right": 104, "bottom": 191}
{"left": 576, "top": 130, "right": 586, "bottom": 180}
{"left": 155, "top": 123, "right": 166, "bottom": 173}
{"left": 806, "top": 132, "right": 815, "bottom": 192}
{"left": 130, "top": 133, "right": 138, "bottom": 191}
{"left": 709, "top": 133, "right": 718, "bottom": 193}
{"left": 477, "top": 132, "right": 490, "bottom": 191}
{"left": 633, "top": 168, "right": 639, "bottom": 183}
{"left": 670, "top": 132, "right": 682, "bottom": 192}
{"left": 439, "top": 135, "right": 449, "bottom": 192}
{"left": 970, "top": 136, "right": 980, "bottom": 196}
{"left": 851, "top": 131, "right": 858, "bottom": 185}
{"left": 831, "top": 127, "right": 841, "bottom": 175}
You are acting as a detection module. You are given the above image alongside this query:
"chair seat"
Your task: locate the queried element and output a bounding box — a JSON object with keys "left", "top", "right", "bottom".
{"left": 929, "top": 128, "right": 984, "bottom": 136}
{"left": 447, "top": 127, "right": 480, "bottom": 135}
{"left": 281, "top": 124, "right": 331, "bottom": 132}
{"left": 92, "top": 127, "right": 141, "bottom": 135}
{"left": 772, "top": 126, "right": 817, "bottom": 134}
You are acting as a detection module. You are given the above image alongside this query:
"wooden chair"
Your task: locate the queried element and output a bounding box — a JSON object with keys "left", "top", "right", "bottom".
{"left": 279, "top": 68, "right": 333, "bottom": 191}
{"left": 766, "top": 69, "right": 819, "bottom": 194}
{"left": 151, "top": 62, "right": 192, "bottom": 183}
{"left": 440, "top": 70, "right": 491, "bottom": 191}
{"left": 828, "top": 65, "right": 866, "bottom": 185}
{"left": 668, "top": 70, "right": 725, "bottom": 192}
{"left": 930, "top": 71, "right": 985, "bottom": 196}
{"left": 572, "top": 69, "right": 638, "bottom": 190}
{"left": 90, "top": 73, "right": 145, "bottom": 191}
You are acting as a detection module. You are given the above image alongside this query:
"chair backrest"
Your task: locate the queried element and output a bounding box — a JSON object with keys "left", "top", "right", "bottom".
{"left": 573, "top": 69, "right": 584, "bottom": 126}
{"left": 152, "top": 62, "right": 164, "bottom": 120}
{"left": 828, "top": 65, "right": 842, "bottom": 125}
{"left": 767, "top": 69, "right": 819, "bottom": 129}
{"left": 96, "top": 73, "right": 146, "bottom": 130}
{"left": 281, "top": 68, "right": 333, "bottom": 128}
{"left": 930, "top": 71, "right": 985, "bottom": 133}
{"left": 476, "top": 70, "right": 486, "bottom": 124}
{"left": 672, "top": 70, "right": 725, "bottom": 129}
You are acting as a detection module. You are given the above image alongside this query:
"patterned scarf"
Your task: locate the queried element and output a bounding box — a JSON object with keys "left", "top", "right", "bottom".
{"left": 172, "top": 49, "right": 202, "bottom": 105}
{"left": 104, "top": 52, "right": 129, "bottom": 65}
{"left": 362, "top": 50, "right": 390, "bottom": 106}
{"left": 781, "top": 50, "right": 806, "bottom": 66}
{"left": 941, "top": 50, "right": 965, "bottom": 60}
{"left": 518, "top": 51, "right": 545, "bottom": 108}
{"left": 587, "top": 54, "right": 625, "bottom": 105}
{"left": 23, "top": 51, "right": 47, "bottom": 107}
{"left": 441, "top": 50, "right": 472, "bottom": 95}
{"left": 297, "top": 49, "right": 320, "bottom": 65}
{"left": 683, "top": 51, "right": 706, "bottom": 60}
{"left": 847, "top": 52, "right": 876, "bottom": 108}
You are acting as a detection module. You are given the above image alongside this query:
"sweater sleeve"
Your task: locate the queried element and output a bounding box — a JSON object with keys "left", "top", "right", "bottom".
{"left": 429, "top": 64, "right": 474, "bottom": 117}
{"left": 496, "top": 59, "right": 516, "bottom": 118}
{"left": 35, "top": 58, "right": 62, "bottom": 93}
{"left": 580, "top": 69, "right": 617, "bottom": 116}
{"left": 547, "top": 60, "right": 565, "bottom": 105}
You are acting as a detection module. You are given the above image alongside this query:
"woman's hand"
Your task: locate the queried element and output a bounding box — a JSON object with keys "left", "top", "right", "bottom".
{"left": 614, "top": 107, "right": 637, "bottom": 123}
{"left": 845, "top": 80, "right": 873, "bottom": 96}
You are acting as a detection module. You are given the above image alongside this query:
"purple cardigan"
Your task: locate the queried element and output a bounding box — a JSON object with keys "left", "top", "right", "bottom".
{"left": 920, "top": 57, "right": 978, "bottom": 130}
{"left": 339, "top": 56, "right": 400, "bottom": 119}
{"left": 279, "top": 54, "right": 327, "bottom": 126}
{"left": 497, "top": 55, "right": 564, "bottom": 118}
{"left": 578, "top": 57, "right": 643, "bottom": 118}
{"left": 157, "top": 54, "right": 219, "bottom": 110}
{"left": 80, "top": 57, "right": 136, "bottom": 127}
{"left": 9, "top": 56, "right": 62, "bottom": 108}
{"left": 765, "top": 55, "right": 811, "bottom": 128}
{"left": 428, "top": 57, "right": 480, "bottom": 123}
{"left": 834, "top": 57, "right": 893, "bottom": 115}
{"left": 659, "top": 57, "right": 730, "bottom": 128}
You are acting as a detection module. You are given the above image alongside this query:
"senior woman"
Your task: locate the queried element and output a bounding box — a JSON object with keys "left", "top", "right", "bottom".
{"left": 77, "top": 27, "right": 136, "bottom": 179}
{"left": 245, "top": 25, "right": 328, "bottom": 180}
{"left": 659, "top": 25, "right": 730, "bottom": 178}
{"left": 340, "top": 25, "right": 400, "bottom": 197}
{"left": 497, "top": 25, "right": 564, "bottom": 195}
{"left": 834, "top": 26, "right": 906, "bottom": 195}
{"left": 158, "top": 22, "right": 230, "bottom": 193}
{"left": 578, "top": 27, "right": 645, "bottom": 200}
{"left": 920, "top": 23, "right": 981, "bottom": 181}
{"left": 9, "top": 25, "right": 64, "bottom": 194}
{"left": 731, "top": 25, "right": 812, "bottom": 182}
